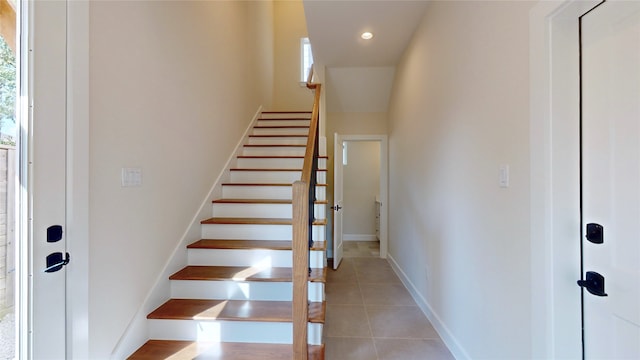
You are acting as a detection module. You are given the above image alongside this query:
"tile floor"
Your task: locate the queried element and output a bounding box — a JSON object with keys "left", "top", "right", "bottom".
{"left": 324, "top": 241, "right": 454, "bottom": 360}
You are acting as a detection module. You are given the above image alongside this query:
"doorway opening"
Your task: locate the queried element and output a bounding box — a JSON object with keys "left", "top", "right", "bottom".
{"left": 332, "top": 134, "right": 388, "bottom": 269}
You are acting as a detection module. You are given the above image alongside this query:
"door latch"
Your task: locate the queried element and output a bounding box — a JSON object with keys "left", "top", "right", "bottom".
{"left": 331, "top": 205, "right": 342, "bottom": 211}
{"left": 44, "top": 252, "right": 70, "bottom": 273}
{"left": 577, "top": 271, "right": 608, "bottom": 297}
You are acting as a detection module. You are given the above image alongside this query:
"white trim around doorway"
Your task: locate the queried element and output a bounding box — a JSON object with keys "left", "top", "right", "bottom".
{"left": 335, "top": 134, "right": 388, "bottom": 258}
{"left": 529, "top": 0, "right": 601, "bottom": 357}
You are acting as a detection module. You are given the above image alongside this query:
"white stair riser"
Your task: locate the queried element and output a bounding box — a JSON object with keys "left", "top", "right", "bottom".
{"left": 148, "top": 319, "right": 323, "bottom": 345}
{"left": 201, "top": 224, "right": 325, "bottom": 241}
{"left": 212, "top": 203, "right": 326, "bottom": 219}
{"left": 248, "top": 137, "right": 308, "bottom": 145}
{"left": 170, "top": 280, "right": 324, "bottom": 302}
{"left": 187, "top": 249, "right": 325, "bottom": 268}
{"left": 237, "top": 157, "right": 326, "bottom": 169}
{"left": 260, "top": 113, "right": 310, "bottom": 120}
{"left": 242, "top": 147, "right": 307, "bottom": 157}
{"left": 229, "top": 170, "right": 326, "bottom": 184}
{"left": 222, "top": 186, "right": 326, "bottom": 200}
{"left": 256, "top": 120, "right": 310, "bottom": 127}
{"left": 252, "top": 128, "right": 309, "bottom": 136}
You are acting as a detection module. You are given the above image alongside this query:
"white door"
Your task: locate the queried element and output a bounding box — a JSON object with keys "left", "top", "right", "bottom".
{"left": 333, "top": 134, "right": 344, "bottom": 269}
{"left": 26, "top": 1, "right": 68, "bottom": 358}
{"left": 581, "top": 1, "right": 640, "bottom": 358}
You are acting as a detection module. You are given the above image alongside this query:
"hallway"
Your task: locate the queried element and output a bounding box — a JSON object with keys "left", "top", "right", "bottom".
{"left": 324, "top": 241, "right": 454, "bottom": 359}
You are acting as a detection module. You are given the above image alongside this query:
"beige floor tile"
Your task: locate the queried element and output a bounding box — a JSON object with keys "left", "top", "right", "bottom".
{"left": 325, "top": 305, "right": 372, "bottom": 337}
{"left": 355, "top": 266, "right": 401, "bottom": 284}
{"left": 366, "top": 306, "right": 439, "bottom": 339}
{"left": 360, "top": 283, "right": 415, "bottom": 306}
{"left": 324, "top": 337, "right": 378, "bottom": 360}
{"left": 327, "top": 259, "right": 358, "bottom": 283}
{"left": 374, "top": 338, "right": 455, "bottom": 360}
{"left": 351, "top": 257, "right": 392, "bottom": 269}
{"left": 343, "top": 241, "right": 380, "bottom": 258}
{"left": 326, "top": 282, "right": 364, "bottom": 305}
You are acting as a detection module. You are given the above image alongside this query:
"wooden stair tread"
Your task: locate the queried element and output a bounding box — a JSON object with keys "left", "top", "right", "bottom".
{"left": 237, "top": 155, "right": 328, "bottom": 159}
{"left": 128, "top": 340, "right": 324, "bottom": 360}
{"left": 147, "top": 299, "right": 326, "bottom": 323}
{"left": 170, "top": 265, "right": 326, "bottom": 282}
{"left": 212, "top": 198, "right": 328, "bottom": 204}
{"left": 254, "top": 125, "right": 310, "bottom": 129}
{"left": 201, "top": 217, "right": 327, "bottom": 226}
{"left": 244, "top": 144, "right": 306, "bottom": 147}
{"left": 249, "top": 134, "right": 308, "bottom": 138}
{"left": 258, "top": 117, "right": 311, "bottom": 120}
{"left": 230, "top": 168, "right": 327, "bottom": 172}
{"left": 188, "top": 239, "right": 326, "bottom": 251}
{"left": 221, "top": 183, "right": 327, "bottom": 187}
{"left": 261, "top": 111, "right": 311, "bottom": 114}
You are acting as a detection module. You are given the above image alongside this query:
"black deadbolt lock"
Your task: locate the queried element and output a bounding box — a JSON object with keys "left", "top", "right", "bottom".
{"left": 585, "top": 223, "right": 603, "bottom": 244}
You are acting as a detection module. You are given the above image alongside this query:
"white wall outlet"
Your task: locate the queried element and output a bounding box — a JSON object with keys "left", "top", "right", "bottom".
{"left": 121, "top": 167, "right": 142, "bottom": 187}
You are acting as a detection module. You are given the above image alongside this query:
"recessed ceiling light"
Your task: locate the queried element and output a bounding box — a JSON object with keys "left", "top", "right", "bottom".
{"left": 361, "top": 32, "right": 373, "bottom": 40}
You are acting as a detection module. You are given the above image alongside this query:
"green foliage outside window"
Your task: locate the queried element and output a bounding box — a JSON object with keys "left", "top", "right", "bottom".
{"left": 0, "top": 36, "right": 15, "bottom": 146}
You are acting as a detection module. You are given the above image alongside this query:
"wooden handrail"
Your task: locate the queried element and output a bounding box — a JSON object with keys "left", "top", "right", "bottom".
{"left": 292, "top": 65, "right": 321, "bottom": 359}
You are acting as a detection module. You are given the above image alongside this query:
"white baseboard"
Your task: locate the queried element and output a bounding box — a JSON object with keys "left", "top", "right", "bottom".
{"left": 343, "top": 234, "right": 377, "bottom": 241}
{"left": 387, "top": 254, "right": 470, "bottom": 360}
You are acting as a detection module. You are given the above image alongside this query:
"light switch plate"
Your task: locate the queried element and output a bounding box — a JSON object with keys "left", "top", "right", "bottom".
{"left": 121, "top": 167, "right": 142, "bottom": 187}
{"left": 499, "top": 164, "right": 509, "bottom": 188}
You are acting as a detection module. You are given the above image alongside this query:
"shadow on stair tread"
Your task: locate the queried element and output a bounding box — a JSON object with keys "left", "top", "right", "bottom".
{"left": 127, "top": 340, "right": 324, "bottom": 360}
{"left": 200, "top": 217, "right": 327, "bottom": 226}
{"left": 147, "top": 299, "right": 325, "bottom": 323}
{"left": 187, "top": 239, "right": 326, "bottom": 251}
{"left": 169, "top": 265, "right": 326, "bottom": 282}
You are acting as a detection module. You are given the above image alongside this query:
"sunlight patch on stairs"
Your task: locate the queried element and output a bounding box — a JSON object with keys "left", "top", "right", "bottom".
{"left": 231, "top": 257, "right": 272, "bottom": 281}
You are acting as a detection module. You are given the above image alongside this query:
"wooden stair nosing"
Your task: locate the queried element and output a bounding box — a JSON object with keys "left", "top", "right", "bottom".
{"left": 169, "top": 265, "right": 326, "bottom": 282}
{"left": 254, "top": 125, "right": 310, "bottom": 129}
{"left": 147, "top": 299, "right": 326, "bottom": 323}
{"left": 237, "top": 155, "right": 328, "bottom": 159}
{"left": 261, "top": 111, "right": 312, "bottom": 114}
{"left": 244, "top": 144, "right": 307, "bottom": 148}
{"left": 229, "top": 168, "right": 327, "bottom": 172}
{"left": 212, "top": 198, "right": 328, "bottom": 204}
{"left": 187, "top": 239, "right": 327, "bottom": 251}
{"left": 127, "top": 340, "right": 324, "bottom": 360}
{"left": 249, "top": 134, "right": 309, "bottom": 138}
{"left": 200, "top": 217, "right": 328, "bottom": 226}
{"left": 221, "top": 183, "right": 328, "bottom": 187}
{"left": 258, "top": 117, "right": 311, "bottom": 121}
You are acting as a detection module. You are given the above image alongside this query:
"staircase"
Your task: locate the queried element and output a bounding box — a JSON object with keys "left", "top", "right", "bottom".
{"left": 128, "top": 111, "right": 327, "bottom": 359}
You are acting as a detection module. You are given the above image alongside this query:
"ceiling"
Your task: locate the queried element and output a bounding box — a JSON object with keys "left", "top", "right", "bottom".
{"left": 303, "top": 0, "right": 430, "bottom": 68}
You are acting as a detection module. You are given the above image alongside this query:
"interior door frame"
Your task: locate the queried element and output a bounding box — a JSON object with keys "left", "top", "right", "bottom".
{"left": 529, "top": 0, "right": 602, "bottom": 358}
{"left": 334, "top": 134, "right": 388, "bottom": 259}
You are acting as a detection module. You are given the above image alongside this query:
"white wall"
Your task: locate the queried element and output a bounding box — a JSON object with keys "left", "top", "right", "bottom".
{"left": 343, "top": 141, "right": 380, "bottom": 239}
{"left": 88, "top": 1, "right": 271, "bottom": 357}
{"left": 387, "top": 1, "right": 534, "bottom": 358}
{"left": 326, "top": 67, "right": 395, "bottom": 113}
{"left": 273, "top": 0, "right": 314, "bottom": 110}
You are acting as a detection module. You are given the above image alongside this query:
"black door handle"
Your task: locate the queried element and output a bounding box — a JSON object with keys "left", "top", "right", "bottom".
{"left": 332, "top": 205, "right": 342, "bottom": 211}
{"left": 44, "top": 252, "right": 70, "bottom": 273}
{"left": 577, "top": 271, "right": 608, "bottom": 297}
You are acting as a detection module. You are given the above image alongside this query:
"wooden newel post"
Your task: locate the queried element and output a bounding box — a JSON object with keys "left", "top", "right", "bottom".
{"left": 292, "top": 180, "right": 309, "bottom": 360}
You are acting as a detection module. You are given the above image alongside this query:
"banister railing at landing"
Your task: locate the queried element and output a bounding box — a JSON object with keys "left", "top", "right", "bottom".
{"left": 292, "top": 67, "right": 321, "bottom": 360}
